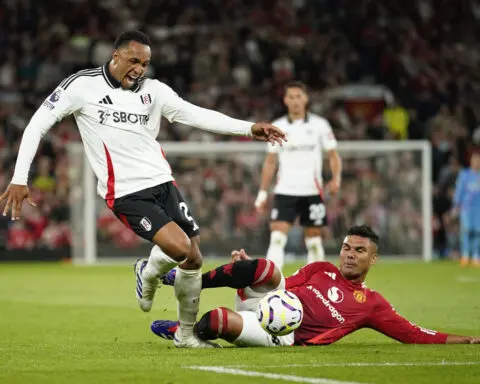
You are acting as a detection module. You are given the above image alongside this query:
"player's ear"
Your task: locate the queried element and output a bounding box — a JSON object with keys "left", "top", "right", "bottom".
{"left": 112, "top": 50, "right": 119, "bottom": 64}
{"left": 370, "top": 251, "right": 378, "bottom": 266}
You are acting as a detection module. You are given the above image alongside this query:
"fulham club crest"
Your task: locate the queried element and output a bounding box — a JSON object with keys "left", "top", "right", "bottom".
{"left": 140, "top": 94, "right": 152, "bottom": 104}
{"left": 140, "top": 217, "right": 152, "bottom": 231}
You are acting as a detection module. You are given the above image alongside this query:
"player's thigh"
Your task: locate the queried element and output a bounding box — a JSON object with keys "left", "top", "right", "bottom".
{"left": 271, "top": 194, "right": 297, "bottom": 229}
{"left": 112, "top": 188, "right": 172, "bottom": 243}
{"left": 152, "top": 221, "right": 192, "bottom": 260}
{"left": 298, "top": 195, "right": 328, "bottom": 228}
{"left": 158, "top": 182, "right": 200, "bottom": 239}
{"left": 233, "top": 311, "right": 294, "bottom": 347}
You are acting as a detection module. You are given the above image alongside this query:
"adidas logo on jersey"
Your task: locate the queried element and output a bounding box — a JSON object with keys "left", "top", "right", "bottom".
{"left": 99, "top": 95, "right": 113, "bottom": 105}
{"left": 324, "top": 272, "right": 336, "bottom": 280}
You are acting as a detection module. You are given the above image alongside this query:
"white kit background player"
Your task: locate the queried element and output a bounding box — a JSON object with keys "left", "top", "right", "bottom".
{"left": 255, "top": 81, "right": 341, "bottom": 270}
{"left": 0, "top": 30, "right": 286, "bottom": 348}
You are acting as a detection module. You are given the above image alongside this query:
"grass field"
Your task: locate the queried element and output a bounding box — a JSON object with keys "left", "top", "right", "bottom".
{"left": 1, "top": 260, "right": 479, "bottom": 384}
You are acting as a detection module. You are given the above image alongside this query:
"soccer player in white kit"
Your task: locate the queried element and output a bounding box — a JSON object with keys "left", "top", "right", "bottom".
{"left": 0, "top": 31, "right": 286, "bottom": 348}
{"left": 255, "top": 81, "right": 341, "bottom": 270}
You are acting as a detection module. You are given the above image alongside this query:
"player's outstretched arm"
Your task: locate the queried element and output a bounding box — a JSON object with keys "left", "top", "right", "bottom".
{"left": 157, "top": 82, "right": 286, "bottom": 145}
{"left": 1, "top": 80, "right": 83, "bottom": 220}
{"left": 0, "top": 108, "right": 56, "bottom": 220}
{"left": 367, "top": 295, "right": 479, "bottom": 344}
{"left": 445, "top": 335, "right": 480, "bottom": 344}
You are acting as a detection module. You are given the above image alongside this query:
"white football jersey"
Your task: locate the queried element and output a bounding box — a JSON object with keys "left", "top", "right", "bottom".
{"left": 12, "top": 64, "right": 252, "bottom": 205}
{"left": 268, "top": 114, "right": 337, "bottom": 196}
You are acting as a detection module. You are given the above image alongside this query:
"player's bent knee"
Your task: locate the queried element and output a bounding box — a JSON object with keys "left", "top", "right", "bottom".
{"left": 195, "top": 307, "right": 242, "bottom": 343}
{"left": 181, "top": 236, "right": 203, "bottom": 270}
{"left": 269, "top": 263, "right": 283, "bottom": 289}
{"left": 251, "top": 259, "right": 281, "bottom": 290}
{"left": 169, "top": 238, "right": 192, "bottom": 261}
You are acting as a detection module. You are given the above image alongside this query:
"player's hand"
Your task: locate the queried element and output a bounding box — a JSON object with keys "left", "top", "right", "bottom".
{"left": 469, "top": 337, "right": 480, "bottom": 344}
{"left": 251, "top": 123, "right": 287, "bottom": 146}
{"left": 325, "top": 179, "right": 340, "bottom": 195}
{"left": 255, "top": 190, "right": 268, "bottom": 214}
{"left": 0, "top": 184, "right": 36, "bottom": 220}
{"left": 231, "top": 249, "right": 251, "bottom": 263}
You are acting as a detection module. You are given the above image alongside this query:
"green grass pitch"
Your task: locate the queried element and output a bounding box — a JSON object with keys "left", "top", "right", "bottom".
{"left": 0, "top": 260, "right": 479, "bottom": 384}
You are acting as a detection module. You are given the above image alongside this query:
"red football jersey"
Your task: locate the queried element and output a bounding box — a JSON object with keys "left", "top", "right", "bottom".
{"left": 285, "top": 262, "right": 448, "bottom": 345}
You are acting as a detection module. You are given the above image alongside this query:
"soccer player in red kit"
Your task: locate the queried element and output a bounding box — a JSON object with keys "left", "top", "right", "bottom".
{"left": 152, "top": 225, "right": 480, "bottom": 346}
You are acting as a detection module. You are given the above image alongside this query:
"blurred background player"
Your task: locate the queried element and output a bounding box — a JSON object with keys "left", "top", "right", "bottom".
{"left": 153, "top": 225, "right": 480, "bottom": 346}
{"left": 452, "top": 150, "right": 480, "bottom": 267}
{"left": 255, "top": 81, "right": 342, "bottom": 269}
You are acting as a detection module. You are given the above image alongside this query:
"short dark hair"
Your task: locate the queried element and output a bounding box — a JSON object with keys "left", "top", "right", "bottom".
{"left": 347, "top": 225, "right": 379, "bottom": 246}
{"left": 114, "top": 30, "right": 151, "bottom": 49}
{"left": 285, "top": 81, "right": 308, "bottom": 94}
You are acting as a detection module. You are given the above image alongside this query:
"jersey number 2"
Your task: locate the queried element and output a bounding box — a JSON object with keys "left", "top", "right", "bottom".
{"left": 179, "top": 202, "right": 199, "bottom": 231}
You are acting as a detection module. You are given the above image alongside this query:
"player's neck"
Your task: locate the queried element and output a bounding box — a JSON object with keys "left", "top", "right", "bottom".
{"left": 288, "top": 112, "right": 306, "bottom": 122}
{"left": 341, "top": 272, "right": 366, "bottom": 285}
{"left": 107, "top": 61, "right": 122, "bottom": 86}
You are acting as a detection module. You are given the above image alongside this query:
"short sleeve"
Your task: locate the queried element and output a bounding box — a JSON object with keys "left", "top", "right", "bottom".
{"left": 319, "top": 119, "right": 337, "bottom": 151}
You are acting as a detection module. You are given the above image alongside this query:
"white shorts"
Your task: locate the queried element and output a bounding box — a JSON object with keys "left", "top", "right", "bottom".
{"left": 232, "top": 270, "right": 294, "bottom": 347}
{"left": 233, "top": 311, "right": 295, "bottom": 347}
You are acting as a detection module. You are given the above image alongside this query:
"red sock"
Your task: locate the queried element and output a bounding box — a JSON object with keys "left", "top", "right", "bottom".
{"left": 195, "top": 307, "right": 229, "bottom": 340}
{"left": 201, "top": 259, "right": 275, "bottom": 289}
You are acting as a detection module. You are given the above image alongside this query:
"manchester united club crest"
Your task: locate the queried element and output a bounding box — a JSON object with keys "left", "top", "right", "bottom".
{"left": 353, "top": 290, "right": 367, "bottom": 303}
{"left": 140, "top": 94, "right": 152, "bottom": 104}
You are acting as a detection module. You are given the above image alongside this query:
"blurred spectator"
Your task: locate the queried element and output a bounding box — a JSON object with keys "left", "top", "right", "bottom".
{"left": 32, "top": 156, "right": 56, "bottom": 193}
{"left": 383, "top": 98, "right": 409, "bottom": 140}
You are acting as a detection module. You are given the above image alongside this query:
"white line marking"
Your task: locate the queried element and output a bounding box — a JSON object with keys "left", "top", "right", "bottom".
{"left": 457, "top": 276, "right": 480, "bottom": 283}
{"left": 225, "top": 361, "right": 480, "bottom": 368}
{"left": 188, "top": 366, "right": 366, "bottom": 384}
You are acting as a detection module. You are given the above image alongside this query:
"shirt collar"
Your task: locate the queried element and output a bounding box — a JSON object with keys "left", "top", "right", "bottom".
{"left": 102, "top": 62, "right": 121, "bottom": 88}
{"left": 287, "top": 113, "right": 309, "bottom": 124}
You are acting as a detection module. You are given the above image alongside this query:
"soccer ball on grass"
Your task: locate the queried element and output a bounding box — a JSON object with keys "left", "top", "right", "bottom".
{"left": 256, "top": 289, "right": 303, "bottom": 336}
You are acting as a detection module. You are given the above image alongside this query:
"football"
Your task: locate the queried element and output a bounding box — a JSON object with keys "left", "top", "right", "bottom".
{"left": 256, "top": 289, "right": 304, "bottom": 336}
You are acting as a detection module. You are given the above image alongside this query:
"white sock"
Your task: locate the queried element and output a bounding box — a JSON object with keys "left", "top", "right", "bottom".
{"left": 143, "top": 245, "right": 180, "bottom": 281}
{"left": 174, "top": 267, "right": 201, "bottom": 338}
{"left": 306, "top": 236, "right": 325, "bottom": 263}
{"left": 266, "top": 231, "right": 288, "bottom": 270}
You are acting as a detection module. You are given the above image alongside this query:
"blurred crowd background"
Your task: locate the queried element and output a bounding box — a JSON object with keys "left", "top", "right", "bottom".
{"left": 1, "top": 0, "right": 478, "bottom": 258}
